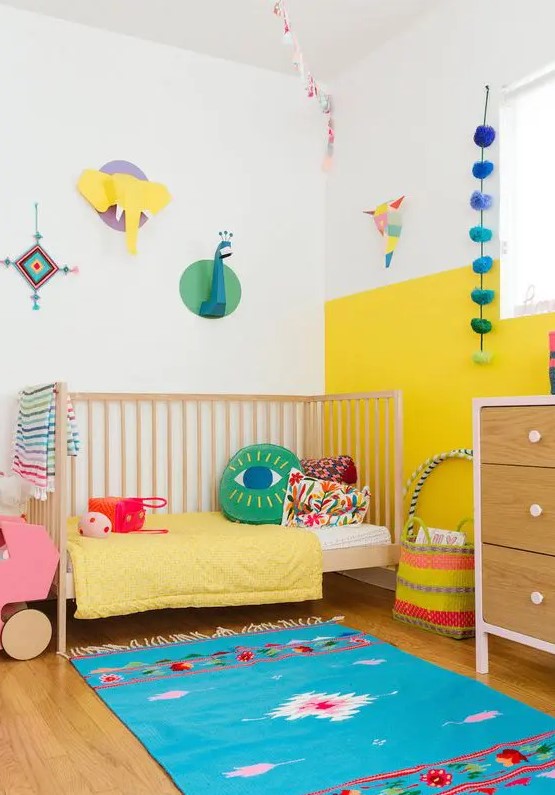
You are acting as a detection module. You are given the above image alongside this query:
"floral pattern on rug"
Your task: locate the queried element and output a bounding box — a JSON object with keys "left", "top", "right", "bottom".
{"left": 85, "top": 630, "right": 380, "bottom": 689}
{"left": 320, "top": 732, "right": 555, "bottom": 795}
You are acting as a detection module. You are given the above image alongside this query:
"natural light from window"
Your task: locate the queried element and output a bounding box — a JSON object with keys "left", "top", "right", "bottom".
{"left": 500, "top": 64, "right": 555, "bottom": 319}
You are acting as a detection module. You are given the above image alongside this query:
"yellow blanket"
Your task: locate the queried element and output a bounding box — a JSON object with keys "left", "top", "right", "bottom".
{"left": 67, "top": 512, "right": 323, "bottom": 619}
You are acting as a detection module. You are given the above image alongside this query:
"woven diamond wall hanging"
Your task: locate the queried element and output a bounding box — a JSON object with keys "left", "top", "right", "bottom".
{"left": 3, "top": 203, "right": 78, "bottom": 310}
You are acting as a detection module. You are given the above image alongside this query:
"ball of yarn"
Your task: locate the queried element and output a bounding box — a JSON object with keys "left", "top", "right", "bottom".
{"left": 472, "top": 160, "right": 494, "bottom": 179}
{"left": 469, "top": 226, "right": 493, "bottom": 243}
{"left": 474, "top": 125, "right": 496, "bottom": 147}
{"left": 472, "top": 350, "right": 493, "bottom": 364}
{"left": 471, "top": 288, "right": 495, "bottom": 305}
{"left": 472, "top": 255, "right": 494, "bottom": 274}
{"left": 471, "top": 318, "right": 493, "bottom": 334}
{"left": 470, "top": 191, "right": 493, "bottom": 211}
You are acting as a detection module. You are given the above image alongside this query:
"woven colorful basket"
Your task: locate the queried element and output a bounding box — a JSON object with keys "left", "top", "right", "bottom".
{"left": 393, "top": 450, "right": 475, "bottom": 640}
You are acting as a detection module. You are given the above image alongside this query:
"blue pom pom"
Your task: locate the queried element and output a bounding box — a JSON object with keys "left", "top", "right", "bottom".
{"left": 471, "top": 287, "right": 495, "bottom": 305}
{"left": 469, "top": 226, "right": 493, "bottom": 243}
{"left": 470, "top": 191, "right": 493, "bottom": 210}
{"left": 473, "top": 256, "right": 493, "bottom": 273}
{"left": 472, "top": 160, "right": 494, "bottom": 179}
{"left": 474, "top": 125, "right": 496, "bottom": 147}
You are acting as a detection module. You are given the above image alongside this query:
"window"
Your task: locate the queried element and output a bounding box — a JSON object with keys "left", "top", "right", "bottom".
{"left": 500, "top": 65, "right": 555, "bottom": 318}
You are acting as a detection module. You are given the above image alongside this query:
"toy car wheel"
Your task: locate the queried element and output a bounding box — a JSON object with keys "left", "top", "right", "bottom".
{"left": 1, "top": 608, "right": 52, "bottom": 660}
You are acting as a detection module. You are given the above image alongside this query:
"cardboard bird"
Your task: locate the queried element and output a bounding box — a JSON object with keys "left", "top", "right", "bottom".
{"left": 364, "top": 195, "right": 405, "bottom": 268}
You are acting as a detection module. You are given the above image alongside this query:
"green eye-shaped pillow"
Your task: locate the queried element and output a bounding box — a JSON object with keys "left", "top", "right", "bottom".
{"left": 220, "top": 444, "right": 301, "bottom": 525}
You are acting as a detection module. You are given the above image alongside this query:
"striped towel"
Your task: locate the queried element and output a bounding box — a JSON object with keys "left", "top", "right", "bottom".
{"left": 12, "top": 383, "right": 80, "bottom": 500}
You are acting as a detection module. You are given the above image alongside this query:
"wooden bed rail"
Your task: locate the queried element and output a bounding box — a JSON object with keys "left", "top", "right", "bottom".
{"left": 27, "top": 386, "right": 403, "bottom": 654}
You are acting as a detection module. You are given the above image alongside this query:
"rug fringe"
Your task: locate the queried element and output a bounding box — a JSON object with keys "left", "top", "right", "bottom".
{"left": 68, "top": 615, "right": 345, "bottom": 658}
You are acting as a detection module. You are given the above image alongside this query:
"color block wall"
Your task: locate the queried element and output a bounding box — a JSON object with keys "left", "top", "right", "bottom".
{"left": 326, "top": 267, "right": 555, "bottom": 534}
{"left": 325, "top": 0, "right": 555, "bottom": 534}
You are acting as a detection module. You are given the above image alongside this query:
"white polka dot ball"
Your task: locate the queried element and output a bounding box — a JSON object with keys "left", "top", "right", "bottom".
{"left": 78, "top": 511, "right": 112, "bottom": 539}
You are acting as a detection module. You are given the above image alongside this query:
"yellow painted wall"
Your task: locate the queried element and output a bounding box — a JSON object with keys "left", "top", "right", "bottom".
{"left": 325, "top": 265, "right": 555, "bottom": 535}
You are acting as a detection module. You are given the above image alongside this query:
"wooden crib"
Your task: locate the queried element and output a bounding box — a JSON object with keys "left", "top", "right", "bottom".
{"left": 28, "top": 384, "right": 403, "bottom": 654}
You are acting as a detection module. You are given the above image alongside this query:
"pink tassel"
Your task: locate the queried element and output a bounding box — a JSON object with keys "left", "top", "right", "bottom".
{"left": 71, "top": 266, "right": 80, "bottom": 274}
{"left": 322, "top": 154, "right": 333, "bottom": 173}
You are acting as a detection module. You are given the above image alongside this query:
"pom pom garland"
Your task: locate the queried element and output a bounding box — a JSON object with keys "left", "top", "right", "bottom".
{"left": 474, "top": 125, "right": 496, "bottom": 147}
{"left": 469, "top": 85, "right": 496, "bottom": 362}
{"left": 473, "top": 350, "right": 494, "bottom": 364}
{"left": 469, "top": 226, "right": 493, "bottom": 243}
{"left": 470, "top": 191, "right": 493, "bottom": 210}
{"left": 471, "top": 288, "right": 495, "bottom": 305}
{"left": 471, "top": 318, "right": 492, "bottom": 334}
{"left": 472, "top": 160, "right": 494, "bottom": 179}
{"left": 472, "top": 255, "right": 494, "bottom": 274}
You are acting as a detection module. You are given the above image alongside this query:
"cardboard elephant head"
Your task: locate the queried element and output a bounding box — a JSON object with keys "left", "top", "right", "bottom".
{"left": 78, "top": 169, "right": 171, "bottom": 254}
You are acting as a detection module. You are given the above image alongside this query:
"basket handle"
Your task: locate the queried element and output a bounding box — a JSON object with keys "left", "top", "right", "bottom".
{"left": 456, "top": 517, "right": 474, "bottom": 534}
{"left": 406, "top": 449, "right": 473, "bottom": 520}
{"left": 402, "top": 516, "right": 431, "bottom": 544}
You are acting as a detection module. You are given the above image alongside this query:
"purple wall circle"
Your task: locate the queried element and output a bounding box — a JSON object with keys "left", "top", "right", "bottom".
{"left": 97, "top": 160, "right": 149, "bottom": 232}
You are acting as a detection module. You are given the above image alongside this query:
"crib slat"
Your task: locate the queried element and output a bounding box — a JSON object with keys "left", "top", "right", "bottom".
{"left": 355, "top": 400, "right": 361, "bottom": 488}
{"left": 152, "top": 401, "right": 157, "bottom": 503}
{"left": 120, "top": 400, "right": 126, "bottom": 496}
{"left": 346, "top": 400, "right": 351, "bottom": 459}
{"left": 225, "top": 401, "right": 230, "bottom": 464}
{"left": 239, "top": 402, "right": 244, "bottom": 449}
{"left": 365, "top": 400, "right": 370, "bottom": 517}
{"left": 87, "top": 401, "right": 93, "bottom": 498}
{"left": 384, "top": 398, "right": 391, "bottom": 531}
{"left": 211, "top": 402, "right": 217, "bottom": 511}
{"left": 167, "top": 402, "right": 173, "bottom": 513}
{"left": 182, "top": 401, "right": 188, "bottom": 513}
{"left": 104, "top": 402, "right": 109, "bottom": 494}
{"left": 137, "top": 403, "right": 142, "bottom": 496}
{"left": 266, "top": 402, "right": 271, "bottom": 444}
{"left": 374, "top": 400, "right": 381, "bottom": 525}
{"left": 197, "top": 402, "right": 202, "bottom": 511}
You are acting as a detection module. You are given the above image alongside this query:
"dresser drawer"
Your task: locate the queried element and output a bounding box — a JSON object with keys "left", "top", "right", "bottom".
{"left": 481, "top": 464, "right": 555, "bottom": 556}
{"left": 481, "top": 406, "right": 555, "bottom": 466}
{"left": 482, "top": 544, "right": 555, "bottom": 643}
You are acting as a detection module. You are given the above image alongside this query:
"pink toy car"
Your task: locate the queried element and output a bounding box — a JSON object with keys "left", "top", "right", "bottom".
{"left": 0, "top": 517, "right": 60, "bottom": 660}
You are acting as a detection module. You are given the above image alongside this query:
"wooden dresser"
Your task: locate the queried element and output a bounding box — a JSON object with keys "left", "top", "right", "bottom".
{"left": 473, "top": 396, "right": 555, "bottom": 673}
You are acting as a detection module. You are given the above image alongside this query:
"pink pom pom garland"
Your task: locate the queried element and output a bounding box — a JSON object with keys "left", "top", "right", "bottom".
{"left": 272, "top": 0, "right": 334, "bottom": 168}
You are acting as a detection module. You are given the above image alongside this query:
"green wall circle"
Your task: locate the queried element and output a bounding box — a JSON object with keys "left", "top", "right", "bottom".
{"left": 179, "top": 259, "right": 241, "bottom": 318}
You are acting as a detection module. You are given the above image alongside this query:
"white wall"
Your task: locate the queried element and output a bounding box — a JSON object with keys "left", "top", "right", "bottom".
{"left": 0, "top": 5, "right": 326, "bottom": 469}
{"left": 326, "top": 0, "right": 555, "bottom": 299}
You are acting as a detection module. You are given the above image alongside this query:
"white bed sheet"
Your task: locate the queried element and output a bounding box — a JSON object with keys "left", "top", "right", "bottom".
{"left": 308, "top": 523, "right": 391, "bottom": 550}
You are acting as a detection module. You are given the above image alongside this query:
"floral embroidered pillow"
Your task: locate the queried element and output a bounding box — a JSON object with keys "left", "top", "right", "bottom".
{"left": 300, "top": 455, "right": 358, "bottom": 485}
{"left": 282, "top": 468, "right": 370, "bottom": 528}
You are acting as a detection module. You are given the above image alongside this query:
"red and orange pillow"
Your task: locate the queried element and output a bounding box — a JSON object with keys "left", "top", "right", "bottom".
{"left": 300, "top": 455, "right": 357, "bottom": 485}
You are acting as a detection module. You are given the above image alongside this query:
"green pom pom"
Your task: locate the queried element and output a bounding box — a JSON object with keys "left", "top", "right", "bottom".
{"left": 472, "top": 350, "right": 493, "bottom": 364}
{"left": 471, "top": 318, "right": 492, "bottom": 334}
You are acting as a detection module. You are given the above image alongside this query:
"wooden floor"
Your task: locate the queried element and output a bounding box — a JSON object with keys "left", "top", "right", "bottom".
{"left": 1, "top": 574, "right": 554, "bottom": 795}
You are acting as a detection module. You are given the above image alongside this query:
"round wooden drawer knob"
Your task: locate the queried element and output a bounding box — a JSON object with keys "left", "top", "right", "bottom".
{"left": 530, "top": 591, "right": 544, "bottom": 606}
{"left": 528, "top": 430, "right": 542, "bottom": 443}
{"left": 530, "top": 503, "right": 543, "bottom": 518}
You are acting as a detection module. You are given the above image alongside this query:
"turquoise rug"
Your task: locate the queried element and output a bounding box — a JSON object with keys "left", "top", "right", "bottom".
{"left": 71, "top": 620, "right": 555, "bottom": 795}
